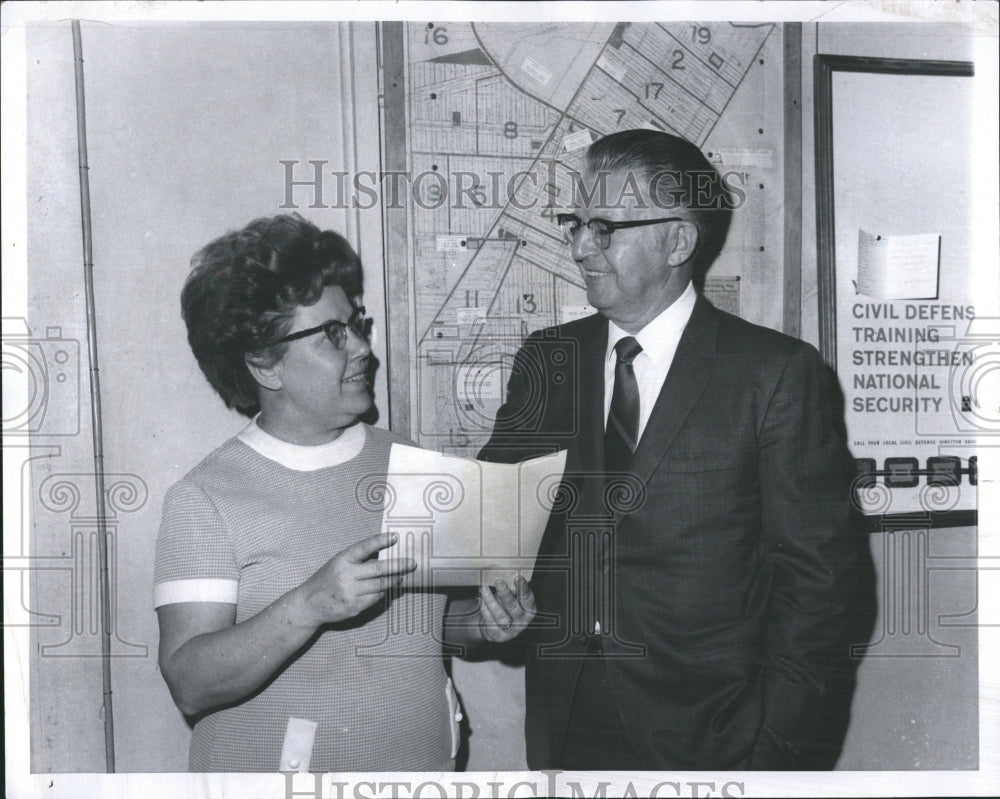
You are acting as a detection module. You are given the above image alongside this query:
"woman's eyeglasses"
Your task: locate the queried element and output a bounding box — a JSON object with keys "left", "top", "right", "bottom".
{"left": 275, "top": 305, "right": 368, "bottom": 350}
{"left": 555, "top": 213, "right": 683, "bottom": 250}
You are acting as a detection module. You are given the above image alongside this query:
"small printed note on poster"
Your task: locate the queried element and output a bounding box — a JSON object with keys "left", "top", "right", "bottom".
{"left": 703, "top": 276, "right": 740, "bottom": 316}
{"left": 856, "top": 229, "right": 941, "bottom": 300}
{"left": 378, "top": 444, "right": 567, "bottom": 586}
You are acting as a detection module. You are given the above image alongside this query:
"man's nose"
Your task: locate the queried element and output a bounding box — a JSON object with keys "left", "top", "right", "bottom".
{"left": 571, "top": 224, "right": 601, "bottom": 260}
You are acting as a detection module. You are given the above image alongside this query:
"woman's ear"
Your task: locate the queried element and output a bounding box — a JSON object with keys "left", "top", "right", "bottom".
{"left": 245, "top": 354, "right": 282, "bottom": 392}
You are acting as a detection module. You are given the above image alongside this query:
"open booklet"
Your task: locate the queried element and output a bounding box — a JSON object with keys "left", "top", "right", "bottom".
{"left": 377, "top": 444, "right": 568, "bottom": 587}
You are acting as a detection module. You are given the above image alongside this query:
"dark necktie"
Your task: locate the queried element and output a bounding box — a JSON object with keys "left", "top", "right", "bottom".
{"left": 605, "top": 336, "right": 642, "bottom": 473}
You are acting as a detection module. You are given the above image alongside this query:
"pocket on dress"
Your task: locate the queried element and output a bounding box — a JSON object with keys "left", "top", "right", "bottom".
{"left": 279, "top": 716, "right": 318, "bottom": 772}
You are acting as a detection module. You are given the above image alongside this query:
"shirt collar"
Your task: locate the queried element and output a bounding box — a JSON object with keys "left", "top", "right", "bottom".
{"left": 606, "top": 281, "right": 697, "bottom": 362}
{"left": 238, "top": 417, "right": 366, "bottom": 471}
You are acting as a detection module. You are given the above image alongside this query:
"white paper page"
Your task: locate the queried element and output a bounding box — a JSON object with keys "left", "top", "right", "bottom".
{"left": 856, "top": 229, "right": 887, "bottom": 297}
{"left": 379, "top": 444, "right": 567, "bottom": 586}
{"left": 857, "top": 229, "right": 941, "bottom": 299}
{"left": 883, "top": 233, "right": 941, "bottom": 299}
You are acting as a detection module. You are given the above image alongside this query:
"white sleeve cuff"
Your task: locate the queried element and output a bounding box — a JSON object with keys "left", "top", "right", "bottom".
{"left": 153, "top": 578, "right": 238, "bottom": 608}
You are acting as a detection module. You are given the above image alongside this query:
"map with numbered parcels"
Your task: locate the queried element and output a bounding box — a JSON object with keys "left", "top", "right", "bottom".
{"left": 401, "top": 21, "right": 776, "bottom": 455}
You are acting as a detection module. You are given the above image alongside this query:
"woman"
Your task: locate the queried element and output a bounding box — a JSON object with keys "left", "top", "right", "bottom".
{"left": 154, "top": 214, "right": 533, "bottom": 772}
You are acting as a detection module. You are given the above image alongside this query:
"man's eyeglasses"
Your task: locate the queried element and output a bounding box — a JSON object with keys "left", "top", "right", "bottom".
{"left": 555, "top": 213, "right": 683, "bottom": 250}
{"left": 275, "top": 305, "right": 368, "bottom": 350}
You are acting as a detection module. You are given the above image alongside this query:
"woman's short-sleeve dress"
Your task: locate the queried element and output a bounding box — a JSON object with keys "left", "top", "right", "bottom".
{"left": 154, "top": 421, "right": 457, "bottom": 772}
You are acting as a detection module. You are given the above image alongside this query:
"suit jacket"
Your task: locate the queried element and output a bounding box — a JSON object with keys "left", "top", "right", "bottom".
{"left": 479, "top": 296, "right": 859, "bottom": 770}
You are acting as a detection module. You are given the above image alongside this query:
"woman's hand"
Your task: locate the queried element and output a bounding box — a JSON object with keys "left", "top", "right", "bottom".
{"left": 299, "top": 532, "right": 417, "bottom": 626}
{"left": 476, "top": 576, "right": 537, "bottom": 643}
{"left": 158, "top": 532, "right": 415, "bottom": 717}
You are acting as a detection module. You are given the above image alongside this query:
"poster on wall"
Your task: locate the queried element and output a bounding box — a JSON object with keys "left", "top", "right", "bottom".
{"left": 822, "top": 62, "right": 991, "bottom": 519}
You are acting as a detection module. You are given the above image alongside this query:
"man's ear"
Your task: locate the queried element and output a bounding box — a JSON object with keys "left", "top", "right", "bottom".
{"left": 245, "top": 354, "right": 282, "bottom": 392}
{"left": 667, "top": 220, "right": 700, "bottom": 267}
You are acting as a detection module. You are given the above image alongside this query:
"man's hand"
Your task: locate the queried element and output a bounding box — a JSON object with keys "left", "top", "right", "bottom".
{"left": 477, "top": 576, "right": 536, "bottom": 643}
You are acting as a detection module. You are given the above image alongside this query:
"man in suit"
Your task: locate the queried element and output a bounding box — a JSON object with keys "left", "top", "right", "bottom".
{"left": 478, "top": 129, "right": 860, "bottom": 770}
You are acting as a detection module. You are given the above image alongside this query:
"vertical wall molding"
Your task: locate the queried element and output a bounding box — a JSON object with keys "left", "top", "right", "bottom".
{"left": 348, "top": 23, "right": 392, "bottom": 427}
{"left": 339, "top": 24, "right": 359, "bottom": 251}
{"left": 380, "top": 22, "right": 410, "bottom": 437}
{"left": 783, "top": 23, "right": 803, "bottom": 339}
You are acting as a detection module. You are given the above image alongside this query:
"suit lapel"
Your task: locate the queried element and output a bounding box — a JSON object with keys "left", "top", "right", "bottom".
{"left": 565, "top": 315, "right": 608, "bottom": 476}
{"left": 626, "top": 297, "right": 720, "bottom": 495}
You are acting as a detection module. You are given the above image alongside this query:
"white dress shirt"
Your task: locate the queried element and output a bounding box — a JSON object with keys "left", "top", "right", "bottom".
{"left": 603, "top": 282, "right": 697, "bottom": 443}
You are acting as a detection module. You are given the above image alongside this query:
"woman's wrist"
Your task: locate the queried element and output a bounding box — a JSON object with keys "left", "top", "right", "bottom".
{"left": 280, "top": 583, "right": 324, "bottom": 635}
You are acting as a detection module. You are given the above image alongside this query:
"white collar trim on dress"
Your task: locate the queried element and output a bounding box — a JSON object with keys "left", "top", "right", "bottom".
{"left": 238, "top": 418, "right": 367, "bottom": 471}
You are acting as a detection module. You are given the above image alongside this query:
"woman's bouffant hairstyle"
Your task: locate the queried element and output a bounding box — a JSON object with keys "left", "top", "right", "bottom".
{"left": 181, "top": 214, "right": 362, "bottom": 417}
